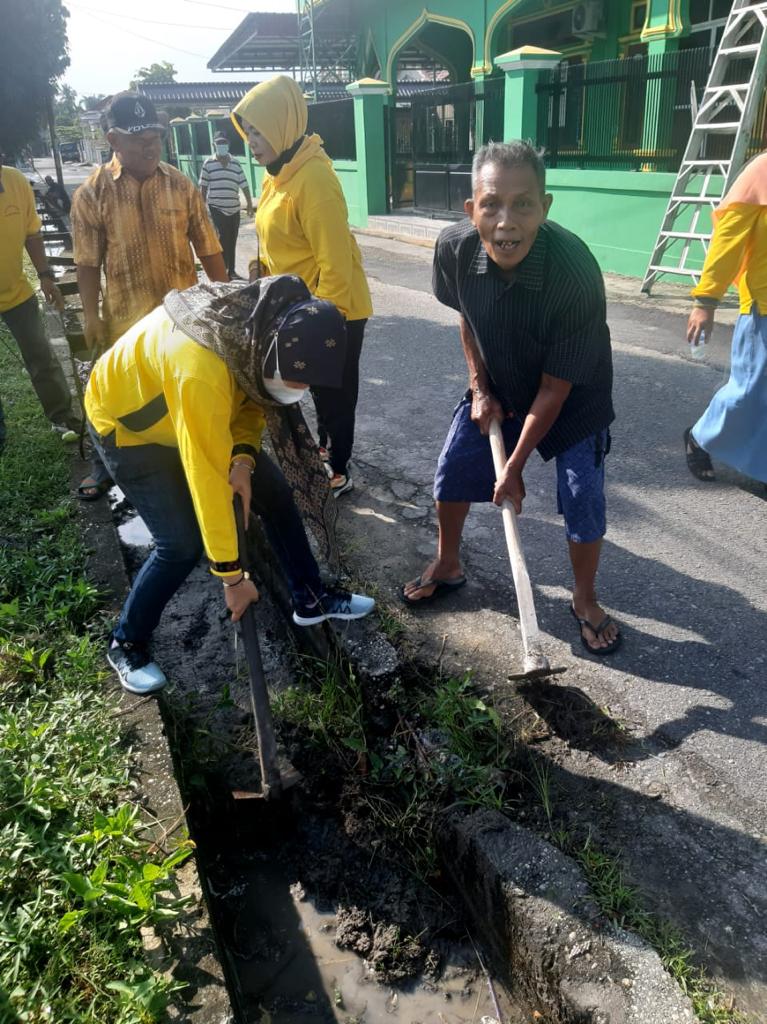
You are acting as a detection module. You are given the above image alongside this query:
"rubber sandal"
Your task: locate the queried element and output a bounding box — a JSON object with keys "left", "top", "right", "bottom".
{"left": 570, "top": 605, "right": 622, "bottom": 656}
{"left": 77, "top": 476, "right": 114, "bottom": 502}
{"left": 683, "top": 427, "right": 714, "bottom": 481}
{"left": 400, "top": 574, "right": 467, "bottom": 607}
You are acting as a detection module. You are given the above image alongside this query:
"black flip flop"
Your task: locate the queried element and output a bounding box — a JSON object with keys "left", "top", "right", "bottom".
{"left": 400, "top": 575, "right": 467, "bottom": 607}
{"left": 570, "top": 605, "right": 622, "bottom": 656}
{"left": 683, "top": 427, "right": 715, "bottom": 481}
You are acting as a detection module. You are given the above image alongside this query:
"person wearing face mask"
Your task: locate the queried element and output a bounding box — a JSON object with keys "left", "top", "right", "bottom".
{"left": 231, "top": 76, "right": 373, "bottom": 498}
{"left": 199, "top": 132, "right": 254, "bottom": 279}
{"left": 84, "top": 274, "right": 375, "bottom": 696}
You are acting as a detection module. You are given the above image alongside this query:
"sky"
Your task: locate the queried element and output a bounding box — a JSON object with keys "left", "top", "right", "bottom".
{"left": 62, "top": 0, "right": 297, "bottom": 98}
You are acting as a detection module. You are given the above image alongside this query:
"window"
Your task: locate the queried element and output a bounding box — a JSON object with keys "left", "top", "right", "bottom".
{"left": 686, "top": 0, "right": 730, "bottom": 50}
{"left": 632, "top": 3, "right": 647, "bottom": 33}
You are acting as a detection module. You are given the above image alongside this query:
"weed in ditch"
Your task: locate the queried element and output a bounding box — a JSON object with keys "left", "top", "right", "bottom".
{"left": 272, "top": 653, "right": 369, "bottom": 764}
{"left": 273, "top": 664, "right": 514, "bottom": 878}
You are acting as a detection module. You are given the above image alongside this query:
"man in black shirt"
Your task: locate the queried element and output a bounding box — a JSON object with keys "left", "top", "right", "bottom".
{"left": 402, "top": 141, "right": 620, "bottom": 655}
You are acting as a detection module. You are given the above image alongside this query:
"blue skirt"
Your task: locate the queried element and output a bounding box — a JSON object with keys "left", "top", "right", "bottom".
{"left": 692, "top": 307, "right": 767, "bottom": 483}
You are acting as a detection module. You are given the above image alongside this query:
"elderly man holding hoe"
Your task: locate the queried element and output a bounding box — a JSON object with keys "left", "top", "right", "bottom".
{"left": 402, "top": 141, "right": 621, "bottom": 657}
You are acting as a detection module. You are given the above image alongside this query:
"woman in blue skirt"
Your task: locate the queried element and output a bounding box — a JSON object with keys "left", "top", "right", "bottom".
{"left": 685, "top": 153, "right": 767, "bottom": 485}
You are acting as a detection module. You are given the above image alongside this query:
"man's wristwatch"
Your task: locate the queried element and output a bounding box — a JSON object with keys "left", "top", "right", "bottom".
{"left": 38, "top": 268, "right": 55, "bottom": 280}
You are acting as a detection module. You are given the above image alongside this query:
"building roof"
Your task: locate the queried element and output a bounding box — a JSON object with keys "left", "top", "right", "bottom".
{"left": 137, "top": 81, "right": 259, "bottom": 106}
{"left": 207, "top": 8, "right": 357, "bottom": 76}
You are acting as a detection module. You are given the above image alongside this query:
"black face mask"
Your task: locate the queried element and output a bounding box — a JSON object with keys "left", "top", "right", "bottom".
{"left": 266, "top": 134, "right": 306, "bottom": 176}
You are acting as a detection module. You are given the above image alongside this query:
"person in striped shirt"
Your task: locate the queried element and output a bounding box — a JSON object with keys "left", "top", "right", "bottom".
{"left": 199, "top": 133, "right": 254, "bottom": 278}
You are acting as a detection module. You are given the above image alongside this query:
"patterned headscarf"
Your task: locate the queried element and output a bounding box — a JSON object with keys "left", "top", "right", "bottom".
{"left": 164, "top": 275, "right": 346, "bottom": 572}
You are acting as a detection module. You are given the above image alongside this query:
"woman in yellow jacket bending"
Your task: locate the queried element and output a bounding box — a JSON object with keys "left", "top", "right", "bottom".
{"left": 232, "top": 75, "right": 373, "bottom": 498}
{"left": 85, "top": 277, "right": 374, "bottom": 696}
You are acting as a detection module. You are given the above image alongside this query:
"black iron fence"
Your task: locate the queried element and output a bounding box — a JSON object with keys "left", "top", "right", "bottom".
{"left": 536, "top": 46, "right": 715, "bottom": 172}
{"left": 390, "top": 77, "right": 505, "bottom": 212}
{"left": 307, "top": 97, "right": 356, "bottom": 161}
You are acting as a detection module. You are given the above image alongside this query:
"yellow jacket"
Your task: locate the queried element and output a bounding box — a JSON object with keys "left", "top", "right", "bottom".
{"left": 85, "top": 306, "right": 265, "bottom": 568}
{"left": 250, "top": 136, "right": 372, "bottom": 321}
{"left": 692, "top": 203, "right": 767, "bottom": 314}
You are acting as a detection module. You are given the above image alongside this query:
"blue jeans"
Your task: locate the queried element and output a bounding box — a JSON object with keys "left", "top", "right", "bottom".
{"left": 89, "top": 426, "right": 324, "bottom": 647}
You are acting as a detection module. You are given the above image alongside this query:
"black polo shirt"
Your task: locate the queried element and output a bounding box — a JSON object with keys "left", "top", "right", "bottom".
{"left": 433, "top": 218, "right": 614, "bottom": 461}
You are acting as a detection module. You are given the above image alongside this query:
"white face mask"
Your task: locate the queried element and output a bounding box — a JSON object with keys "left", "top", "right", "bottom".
{"left": 261, "top": 331, "right": 308, "bottom": 404}
{"left": 263, "top": 377, "right": 307, "bottom": 405}
{"left": 215, "top": 143, "right": 229, "bottom": 156}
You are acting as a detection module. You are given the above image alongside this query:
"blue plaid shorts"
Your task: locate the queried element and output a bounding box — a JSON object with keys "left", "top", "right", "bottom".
{"left": 434, "top": 395, "right": 609, "bottom": 543}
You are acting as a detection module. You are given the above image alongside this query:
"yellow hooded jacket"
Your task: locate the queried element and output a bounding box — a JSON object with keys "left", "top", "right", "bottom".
{"left": 232, "top": 76, "right": 372, "bottom": 322}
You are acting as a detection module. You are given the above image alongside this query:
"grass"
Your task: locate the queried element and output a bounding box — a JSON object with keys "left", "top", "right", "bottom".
{"left": 540, "top": 825, "right": 749, "bottom": 1024}
{"left": 0, "top": 327, "right": 192, "bottom": 1023}
{"left": 273, "top": 657, "right": 514, "bottom": 878}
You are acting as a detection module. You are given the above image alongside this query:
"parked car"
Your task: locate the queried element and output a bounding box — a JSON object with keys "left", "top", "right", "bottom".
{"left": 59, "top": 142, "right": 81, "bottom": 163}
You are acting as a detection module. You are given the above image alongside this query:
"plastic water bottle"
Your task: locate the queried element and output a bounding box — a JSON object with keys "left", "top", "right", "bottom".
{"left": 689, "top": 329, "right": 707, "bottom": 361}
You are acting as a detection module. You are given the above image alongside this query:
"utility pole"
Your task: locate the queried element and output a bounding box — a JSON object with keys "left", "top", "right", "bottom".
{"left": 45, "top": 84, "right": 65, "bottom": 190}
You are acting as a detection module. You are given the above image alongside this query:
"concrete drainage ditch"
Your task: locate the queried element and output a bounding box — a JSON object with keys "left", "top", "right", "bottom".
{"left": 99, "top": 492, "right": 698, "bottom": 1024}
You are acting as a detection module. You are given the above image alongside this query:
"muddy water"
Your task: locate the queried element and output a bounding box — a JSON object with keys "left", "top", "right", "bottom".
{"left": 208, "top": 854, "right": 525, "bottom": 1024}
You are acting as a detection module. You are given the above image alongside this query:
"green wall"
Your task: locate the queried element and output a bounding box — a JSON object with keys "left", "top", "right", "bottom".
{"left": 333, "top": 161, "right": 364, "bottom": 226}
{"left": 546, "top": 168, "right": 717, "bottom": 278}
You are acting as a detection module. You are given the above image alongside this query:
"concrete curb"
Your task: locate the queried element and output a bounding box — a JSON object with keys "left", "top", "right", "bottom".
{"left": 440, "top": 810, "right": 698, "bottom": 1024}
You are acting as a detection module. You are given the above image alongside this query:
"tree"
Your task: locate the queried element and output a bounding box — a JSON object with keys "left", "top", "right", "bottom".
{"left": 54, "top": 83, "right": 79, "bottom": 123}
{"left": 0, "top": 0, "right": 69, "bottom": 158}
{"left": 54, "top": 83, "right": 81, "bottom": 145}
{"left": 80, "top": 94, "right": 107, "bottom": 112}
{"left": 130, "top": 62, "right": 178, "bottom": 88}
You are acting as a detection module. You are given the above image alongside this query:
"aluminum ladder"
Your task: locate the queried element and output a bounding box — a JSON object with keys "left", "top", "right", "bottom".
{"left": 641, "top": 0, "right": 767, "bottom": 294}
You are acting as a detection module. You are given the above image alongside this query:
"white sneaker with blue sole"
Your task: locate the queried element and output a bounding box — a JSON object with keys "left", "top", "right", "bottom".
{"left": 107, "top": 639, "right": 167, "bottom": 695}
{"left": 292, "top": 588, "right": 375, "bottom": 627}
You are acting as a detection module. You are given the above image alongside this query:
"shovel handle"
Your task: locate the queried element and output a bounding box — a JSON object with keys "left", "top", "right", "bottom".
{"left": 233, "top": 495, "right": 282, "bottom": 799}
{"left": 488, "top": 420, "right": 542, "bottom": 655}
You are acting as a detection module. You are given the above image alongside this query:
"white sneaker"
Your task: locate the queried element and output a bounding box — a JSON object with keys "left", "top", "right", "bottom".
{"left": 329, "top": 473, "right": 353, "bottom": 497}
{"left": 292, "top": 588, "right": 375, "bottom": 627}
{"left": 107, "top": 639, "right": 167, "bottom": 695}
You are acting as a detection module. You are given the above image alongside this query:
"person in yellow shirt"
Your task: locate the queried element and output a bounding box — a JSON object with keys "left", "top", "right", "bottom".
{"left": 0, "top": 157, "right": 80, "bottom": 450}
{"left": 232, "top": 76, "right": 373, "bottom": 498}
{"left": 685, "top": 153, "right": 767, "bottom": 485}
{"left": 85, "top": 275, "right": 374, "bottom": 695}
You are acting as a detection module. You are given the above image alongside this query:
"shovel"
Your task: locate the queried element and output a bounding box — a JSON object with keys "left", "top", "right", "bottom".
{"left": 488, "top": 420, "right": 566, "bottom": 682}
{"left": 232, "top": 494, "right": 301, "bottom": 800}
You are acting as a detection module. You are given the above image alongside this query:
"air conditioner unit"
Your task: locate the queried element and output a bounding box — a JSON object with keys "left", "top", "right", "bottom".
{"left": 572, "top": 1, "right": 605, "bottom": 37}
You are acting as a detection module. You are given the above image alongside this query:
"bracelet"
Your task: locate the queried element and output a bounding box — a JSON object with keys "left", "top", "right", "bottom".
{"left": 210, "top": 559, "right": 241, "bottom": 575}
{"left": 222, "top": 571, "right": 250, "bottom": 589}
{"left": 230, "top": 458, "right": 254, "bottom": 473}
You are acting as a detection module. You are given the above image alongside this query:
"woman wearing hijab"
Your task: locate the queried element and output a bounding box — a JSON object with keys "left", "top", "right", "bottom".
{"left": 684, "top": 153, "right": 767, "bottom": 485}
{"left": 232, "top": 75, "right": 373, "bottom": 498}
{"left": 85, "top": 275, "right": 374, "bottom": 696}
